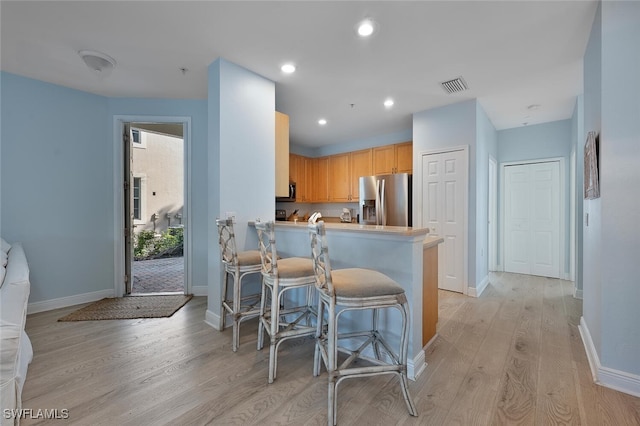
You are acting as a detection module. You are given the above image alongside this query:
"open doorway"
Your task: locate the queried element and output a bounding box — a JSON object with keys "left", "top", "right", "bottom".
{"left": 118, "top": 118, "right": 190, "bottom": 296}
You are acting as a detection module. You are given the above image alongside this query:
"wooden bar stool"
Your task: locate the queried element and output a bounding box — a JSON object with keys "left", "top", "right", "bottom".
{"left": 308, "top": 221, "right": 418, "bottom": 425}
{"left": 216, "top": 218, "right": 262, "bottom": 352}
{"left": 254, "top": 220, "right": 317, "bottom": 383}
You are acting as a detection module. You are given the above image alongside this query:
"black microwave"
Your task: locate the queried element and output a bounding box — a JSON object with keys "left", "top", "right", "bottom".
{"left": 276, "top": 183, "right": 296, "bottom": 202}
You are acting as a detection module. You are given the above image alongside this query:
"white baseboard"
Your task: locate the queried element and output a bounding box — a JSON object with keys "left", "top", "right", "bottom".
{"left": 573, "top": 286, "right": 583, "bottom": 299}
{"left": 579, "top": 316, "right": 640, "bottom": 398}
{"left": 191, "top": 285, "right": 208, "bottom": 297}
{"left": 467, "top": 275, "right": 489, "bottom": 298}
{"left": 408, "top": 349, "right": 426, "bottom": 381}
{"left": 27, "top": 289, "right": 115, "bottom": 314}
{"left": 204, "top": 309, "right": 221, "bottom": 331}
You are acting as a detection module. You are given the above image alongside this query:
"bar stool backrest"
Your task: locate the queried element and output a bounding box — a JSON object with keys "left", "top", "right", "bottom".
{"left": 254, "top": 220, "right": 279, "bottom": 277}
{"left": 308, "top": 221, "right": 335, "bottom": 298}
{"left": 216, "top": 218, "right": 238, "bottom": 267}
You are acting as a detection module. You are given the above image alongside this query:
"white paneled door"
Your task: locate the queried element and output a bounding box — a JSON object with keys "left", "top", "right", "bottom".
{"left": 504, "top": 161, "right": 560, "bottom": 278}
{"left": 422, "top": 149, "right": 467, "bottom": 293}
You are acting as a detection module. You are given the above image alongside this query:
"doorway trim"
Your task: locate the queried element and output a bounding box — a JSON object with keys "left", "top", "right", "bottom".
{"left": 488, "top": 155, "right": 498, "bottom": 271}
{"left": 113, "top": 115, "right": 192, "bottom": 297}
{"left": 499, "top": 157, "right": 565, "bottom": 279}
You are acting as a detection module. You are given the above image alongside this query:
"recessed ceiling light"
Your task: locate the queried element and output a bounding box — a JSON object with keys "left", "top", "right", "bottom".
{"left": 384, "top": 98, "right": 394, "bottom": 108}
{"left": 281, "top": 63, "right": 296, "bottom": 74}
{"left": 318, "top": 119, "right": 327, "bottom": 126}
{"left": 357, "top": 19, "right": 376, "bottom": 37}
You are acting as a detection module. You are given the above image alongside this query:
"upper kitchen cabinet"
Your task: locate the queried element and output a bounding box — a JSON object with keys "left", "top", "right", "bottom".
{"left": 289, "top": 153, "right": 309, "bottom": 202}
{"left": 328, "top": 153, "right": 351, "bottom": 202}
{"left": 372, "top": 141, "right": 413, "bottom": 175}
{"left": 372, "top": 145, "right": 395, "bottom": 175}
{"left": 349, "top": 149, "right": 372, "bottom": 201}
{"left": 309, "top": 156, "right": 329, "bottom": 202}
{"left": 275, "top": 112, "right": 290, "bottom": 197}
{"left": 395, "top": 141, "right": 413, "bottom": 174}
{"left": 328, "top": 149, "right": 372, "bottom": 202}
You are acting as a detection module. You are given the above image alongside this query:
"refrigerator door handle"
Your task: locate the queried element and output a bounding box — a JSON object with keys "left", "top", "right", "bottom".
{"left": 380, "top": 179, "right": 386, "bottom": 226}
{"left": 375, "top": 179, "right": 381, "bottom": 225}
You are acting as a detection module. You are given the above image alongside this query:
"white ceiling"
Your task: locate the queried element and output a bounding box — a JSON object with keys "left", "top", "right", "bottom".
{"left": 0, "top": 1, "right": 598, "bottom": 148}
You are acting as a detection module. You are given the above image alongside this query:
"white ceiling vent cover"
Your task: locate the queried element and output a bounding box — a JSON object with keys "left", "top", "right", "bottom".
{"left": 441, "top": 77, "right": 468, "bottom": 94}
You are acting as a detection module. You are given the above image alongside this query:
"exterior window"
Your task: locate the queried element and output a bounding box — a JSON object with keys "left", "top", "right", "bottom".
{"left": 132, "top": 129, "right": 141, "bottom": 144}
{"left": 133, "top": 177, "right": 142, "bottom": 220}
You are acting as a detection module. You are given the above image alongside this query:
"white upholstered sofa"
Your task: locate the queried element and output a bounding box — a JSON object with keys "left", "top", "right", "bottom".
{"left": 0, "top": 238, "right": 33, "bottom": 425}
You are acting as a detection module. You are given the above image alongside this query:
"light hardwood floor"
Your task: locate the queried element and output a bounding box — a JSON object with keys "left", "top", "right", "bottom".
{"left": 21, "top": 272, "right": 640, "bottom": 425}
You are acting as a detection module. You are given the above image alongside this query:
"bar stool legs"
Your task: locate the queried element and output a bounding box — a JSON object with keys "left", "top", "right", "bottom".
{"left": 255, "top": 220, "right": 317, "bottom": 383}
{"left": 308, "top": 221, "right": 418, "bottom": 425}
{"left": 217, "top": 218, "right": 262, "bottom": 352}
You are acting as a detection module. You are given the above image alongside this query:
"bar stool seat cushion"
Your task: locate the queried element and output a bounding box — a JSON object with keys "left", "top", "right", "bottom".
{"left": 331, "top": 268, "right": 405, "bottom": 298}
{"left": 236, "top": 250, "right": 262, "bottom": 266}
{"left": 276, "top": 257, "right": 314, "bottom": 279}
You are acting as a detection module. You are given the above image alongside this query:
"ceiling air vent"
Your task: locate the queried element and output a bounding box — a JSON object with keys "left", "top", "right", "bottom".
{"left": 440, "top": 77, "right": 468, "bottom": 94}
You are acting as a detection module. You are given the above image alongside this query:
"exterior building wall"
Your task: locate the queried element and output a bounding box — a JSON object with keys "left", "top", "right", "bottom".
{"left": 132, "top": 129, "right": 184, "bottom": 234}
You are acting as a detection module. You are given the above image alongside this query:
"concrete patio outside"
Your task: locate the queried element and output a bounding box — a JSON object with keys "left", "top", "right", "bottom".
{"left": 131, "top": 256, "right": 184, "bottom": 294}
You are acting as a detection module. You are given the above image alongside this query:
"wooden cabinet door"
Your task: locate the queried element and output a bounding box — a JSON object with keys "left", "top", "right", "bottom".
{"left": 275, "top": 112, "right": 289, "bottom": 197}
{"left": 373, "top": 142, "right": 412, "bottom": 174}
{"left": 328, "top": 153, "right": 351, "bottom": 202}
{"left": 306, "top": 158, "right": 317, "bottom": 202}
{"left": 396, "top": 141, "right": 413, "bottom": 174}
{"left": 372, "top": 145, "right": 396, "bottom": 175}
{"left": 290, "top": 153, "right": 308, "bottom": 202}
{"left": 296, "top": 155, "right": 308, "bottom": 202}
{"left": 289, "top": 153, "right": 298, "bottom": 183}
{"left": 308, "top": 157, "right": 329, "bottom": 202}
{"left": 349, "top": 149, "right": 372, "bottom": 200}
{"left": 315, "top": 157, "right": 329, "bottom": 202}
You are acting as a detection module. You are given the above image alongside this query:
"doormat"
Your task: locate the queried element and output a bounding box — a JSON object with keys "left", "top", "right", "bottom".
{"left": 58, "top": 295, "right": 193, "bottom": 321}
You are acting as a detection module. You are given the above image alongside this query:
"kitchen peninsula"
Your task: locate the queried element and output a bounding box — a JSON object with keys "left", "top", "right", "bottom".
{"left": 249, "top": 220, "right": 441, "bottom": 380}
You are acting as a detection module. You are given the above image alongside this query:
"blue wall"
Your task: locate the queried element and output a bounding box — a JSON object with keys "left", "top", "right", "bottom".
{"left": 498, "top": 120, "right": 572, "bottom": 163}
{"left": 582, "top": 2, "right": 603, "bottom": 361}
{"left": 475, "top": 103, "right": 498, "bottom": 286}
{"left": 206, "top": 58, "right": 275, "bottom": 320}
{"left": 312, "top": 128, "right": 413, "bottom": 158}
{"left": 0, "top": 71, "right": 210, "bottom": 303}
{"left": 0, "top": 60, "right": 276, "bottom": 316}
{"left": 571, "top": 95, "right": 584, "bottom": 294}
{"left": 581, "top": 0, "right": 640, "bottom": 382}
{"left": 598, "top": 0, "right": 640, "bottom": 375}
{"left": 1, "top": 72, "right": 111, "bottom": 302}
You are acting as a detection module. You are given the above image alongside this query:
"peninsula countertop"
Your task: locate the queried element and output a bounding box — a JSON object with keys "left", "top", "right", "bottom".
{"left": 250, "top": 220, "right": 429, "bottom": 238}
{"left": 423, "top": 235, "right": 444, "bottom": 249}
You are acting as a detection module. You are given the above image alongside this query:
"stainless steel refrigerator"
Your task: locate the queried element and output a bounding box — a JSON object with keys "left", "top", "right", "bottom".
{"left": 359, "top": 173, "right": 412, "bottom": 226}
